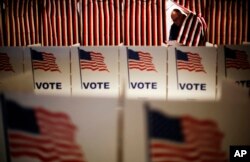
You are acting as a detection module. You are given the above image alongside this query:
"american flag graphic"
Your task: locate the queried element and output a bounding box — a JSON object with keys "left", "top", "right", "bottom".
{"left": 0, "top": 52, "right": 14, "bottom": 72}
{"left": 148, "top": 109, "right": 227, "bottom": 162}
{"left": 31, "top": 49, "right": 61, "bottom": 72}
{"left": 128, "top": 49, "right": 156, "bottom": 72}
{"left": 6, "top": 99, "right": 86, "bottom": 162}
{"left": 224, "top": 47, "right": 250, "bottom": 70}
{"left": 176, "top": 49, "right": 206, "bottom": 73}
{"left": 78, "top": 48, "right": 109, "bottom": 72}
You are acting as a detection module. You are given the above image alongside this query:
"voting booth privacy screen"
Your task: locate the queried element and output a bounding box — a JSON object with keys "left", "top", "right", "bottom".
{"left": 1, "top": 45, "right": 250, "bottom": 99}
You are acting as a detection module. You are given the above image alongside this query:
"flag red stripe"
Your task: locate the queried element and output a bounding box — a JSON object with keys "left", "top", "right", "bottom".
{"left": 128, "top": 52, "right": 156, "bottom": 71}
{"left": 177, "top": 53, "right": 206, "bottom": 73}
{"left": 80, "top": 52, "right": 109, "bottom": 71}
{"left": 8, "top": 106, "right": 85, "bottom": 162}
{"left": 10, "top": 142, "right": 83, "bottom": 157}
{"left": 0, "top": 53, "right": 14, "bottom": 72}
{"left": 150, "top": 115, "right": 226, "bottom": 162}
{"left": 32, "top": 52, "right": 60, "bottom": 72}
{"left": 11, "top": 150, "right": 85, "bottom": 162}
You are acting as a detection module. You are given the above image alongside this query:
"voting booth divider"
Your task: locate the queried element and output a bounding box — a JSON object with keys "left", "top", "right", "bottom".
{"left": 0, "top": 45, "right": 250, "bottom": 100}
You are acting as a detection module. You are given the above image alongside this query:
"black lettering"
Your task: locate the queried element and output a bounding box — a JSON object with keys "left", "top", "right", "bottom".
{"left": 35, "top": 82, "right": 43, "bottom": 89}
{"left": 235, "top": 80, "right": 250, "bottom": 88}
{"left": 130, "top": 82, "right": 158, "bottom": 89}
{"left": 179, "top": 83, "right": 207, "bottom": 91}
{"left": 179, "top": 83, "right": 186, "bottom": 90}
{"left": 35, "top": 82, "right": 62, "bottom": 90}
{"left": 200, "top": 83, "right": 206, "bottom": 91}
{"left": 103, "top": 82, "right": 110, "bottom": 89}
{"left": 82, "top": 82, "right": 110, "bottom": 89}
{"left": 56, "top": 82, "right": 62, "bottom": 89}
{"left": 152, "top": 82, "right": 157, "bottom": 89}
{"left": 137, "top": 82, "right": 144, "bottom": 89}
{"left": 186, "top": 83, "right": 193, "bottom": 90}
{"left": 90, "top": 83, "right": 97, "bottom": 89}
{"left": 83, "top": 82, "right": 90, "bottom": 89}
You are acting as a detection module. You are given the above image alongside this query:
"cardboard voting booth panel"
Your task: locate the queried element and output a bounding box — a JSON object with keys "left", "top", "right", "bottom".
{"left": 120, "top": 47, "right": 167, "bottom": 99}
{"left": 0, "top": 47, "right": 24, "bottom": 91}
{"left": 24, "top": 47, "right": 71, "bottom": 96}
{"left": 1, "top": 92, "right": 118, "bottom": 162}
{"left": 217, "top": 45, "right": 250, "bottom": 99}
{"left": 71, "top": 47, "right": 119, "bottom": 97}
{"left": 168, "top": 46, "right": 217, "bottom": 100}
{"left": 124, "top": 82, "right": 250, "bottom": 162}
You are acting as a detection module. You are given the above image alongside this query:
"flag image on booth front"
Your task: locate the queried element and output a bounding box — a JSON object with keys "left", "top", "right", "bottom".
{"left": 24, "top": 47, "right": 71, "bottom": 95}
{"left": 147, "top": 108, "right": 227, "bottom": 162}
{"left": 128, "top": 49, "right": 157, "bottom": 72}
{"left": 78, "top": 49, "right": 109, "bottom": 72}
{"left": 0, "top": 52, "right": 14, "bottom": 72}
{"left": 31, "top": 49, "right": 61, "bottom": 72}
{"left": 71, "top": 47, "right": 119, "bottom": 97}
{"left": 1, "top": 92, "right": 118, "bottom": 162}
{"left": 176, "top": 49, "right": 206, "bottom": 73}
{"left": 224, "top": 47, "right": 250, "bottom": 70}
{"left": 4, "top": 99, "right": 86, "bottom": 162}
{"left": 0, "top": 47, "right": 24, "bottom": 91}
{"left": 168, "top": 47, "right": 217, "bottom": 100}
{"left": 217, "top": 45, "right": 250, "bottom": 98}
{"left": 120, "top": 47, "right": 166, "bottom": 99}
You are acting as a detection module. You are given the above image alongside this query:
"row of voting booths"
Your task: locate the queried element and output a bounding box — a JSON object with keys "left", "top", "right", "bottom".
{"left": 1, "top": 45, "right": 250, "bottom": 162}
{"left": 0, "top": 45, "right": 250, "bottom": 100}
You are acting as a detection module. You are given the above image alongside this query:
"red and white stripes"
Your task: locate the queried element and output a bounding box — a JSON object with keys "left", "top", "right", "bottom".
{"left": 124, "top": 0, "right": 165, "bottom": 46}
{"left": 0, "top": 0, "right": 249, "bottom": 46}
{"left": 4, "top": 0, "right": 40, "bottom": 46}
{"left": 174, "top": 0, "right": 248, "bottom": 45}
{"left": 79, "top": 0, "right": 122, "bottom": 46}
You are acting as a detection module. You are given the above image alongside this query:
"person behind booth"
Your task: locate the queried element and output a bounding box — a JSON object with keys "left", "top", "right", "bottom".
{"left": 168, "top": 8, "right": 207, "bottom": 46}
{"left": 169, "top": 9, "right": 186, "bottom": 41}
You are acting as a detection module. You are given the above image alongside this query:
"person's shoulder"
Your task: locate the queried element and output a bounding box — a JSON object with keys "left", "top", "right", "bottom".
{"left": 171, "top": 23, "right": 178, "bottom": 29}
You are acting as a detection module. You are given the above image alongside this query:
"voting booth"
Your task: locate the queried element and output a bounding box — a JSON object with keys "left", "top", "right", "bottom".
{"left": 217, "top": 45, "right": 250, "bottom": 99}
{"left": 23, "top": 47, "right": 71, "bottom": 96}
{"left": 168, "top": 46, "right": 217, "bottom": 100}
{"left": 1, "top": 45, "right": 250, "bottom": 99}
{"left": 1, "top": 45, "right": 250, "bottom": 162}
{"left": 0, "top": 47, "right": 24, "bottom": 90}
{"left": 120, "top": 47, "right": 167, "bottom": 99}
{"left": 71, "top": 47, "right": 119, "bottom": 97}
